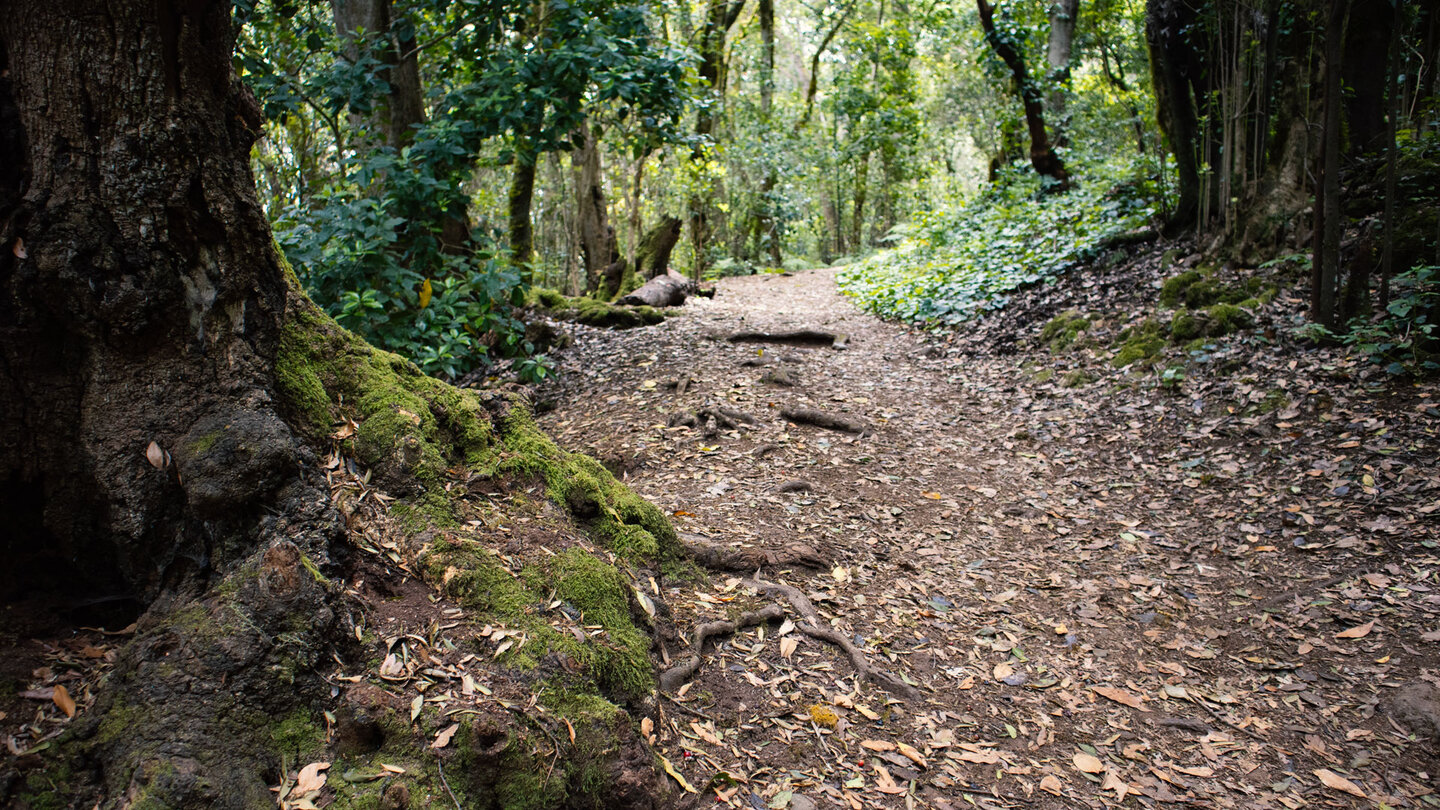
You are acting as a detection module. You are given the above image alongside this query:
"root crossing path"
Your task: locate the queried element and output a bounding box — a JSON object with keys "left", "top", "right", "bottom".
{"left": 536, "top": 268, "right": 1438, "bottom": 810}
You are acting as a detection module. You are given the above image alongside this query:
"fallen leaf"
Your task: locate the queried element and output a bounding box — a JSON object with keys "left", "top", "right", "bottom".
{"left": 1039, "top": 774, "right": 1063, "bottom": 795}
{"left": 1174, "top": 765, "right": 1214, "bottom": 777}
{"left": 953, "top": 749, "right": 1001, "bottom": 764}
{"left": 832, "top": 565, "right": 850, "bottom": 583}
{"left": 641, "top": 716, "right": 655, "bottom": 742}
{"left": 659, "top": 755, "right": 697, "bottom": 793}
{"left": 51, "top": 685, "right": 75, "bottom": 718}
{"left": 409, "top": 694, "right": 423, "bottom": 723}
{"left": 13, "top": 238, "right": 26, "bottom": 259}
{"left": 1334, "top": 621, "right": 1374, "bottom": 640}
{"left": 895, "top": 741, "right": 927, "bottom": 769}
{"left": 418, "top": 278, "right": 433, "bottom": 309}
{"left": 1101, "top": 770, "right": 1133, "bottom": 800}
{"left": 1313, "top": 769, "right": 1366, "bottom": 798}
{"left": 380, "top": 764, "right": 405, "bottom": 774}
{"left": 860, "top": 740, "right": 896, "bottom": 752}
{"left": 145, "top": 441, "right": 167, "bottom": 470}
{"left": 1091, "top": 685, "right": 1147, "bottom": 711}
{"left": 1073, "top": 753, "right": 1105, "bottom": 774}
{"left": 872, "top": 763, "right": 908, "bottom": 795}
{"left": 993, "top": 662, "right": 1014, "bottom": 681}
{"left": 431, "top": 723, "right": 459, "bottom": 749}
{"left": 780, "top": 637, "right": 798, "bottom": 659}
{"left": 290, "top": 762, "right": 330, "bottom": 796}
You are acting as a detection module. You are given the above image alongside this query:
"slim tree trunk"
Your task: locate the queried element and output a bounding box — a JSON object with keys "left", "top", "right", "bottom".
{"left": 574, "top": 125, "right": 624, "bottom": 296}
{"left": 852, "top": 152, "right": 869, "bottom": 251}
{"left": 509, "top": 143, "right": 539, "bottom": 268}
{"left": 1313, "top": 0, "right": 1348, "bottom": 328}
{"left": 330, "top": 0, "right": 425, "bottom": 148}
{"left": 1046, "top": 0, "right": 1080, "bottom": 146}
{"left": 756, "top": 0, "right": 782, "bottom": 267}
{"left": 689, "top": 0, "right": 746, "bottom": 278}
{"left": 977, "top": 0, "right": 1071, "bottom": 190}
{"left": 1146, "top": 0, "right": 1201, "bottom": 229}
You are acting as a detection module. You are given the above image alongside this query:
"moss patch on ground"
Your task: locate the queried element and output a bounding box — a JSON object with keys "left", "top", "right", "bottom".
{"left": 1112, "top": 319, "right": 1167, "bottom": 368}
{"left": 1040, "top": 310, "right": 1091, "bottom": 352}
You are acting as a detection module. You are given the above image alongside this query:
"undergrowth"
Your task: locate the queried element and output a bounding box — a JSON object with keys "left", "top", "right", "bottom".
{"left": 837, "top": 158, "right": 1158, "bottom": 326}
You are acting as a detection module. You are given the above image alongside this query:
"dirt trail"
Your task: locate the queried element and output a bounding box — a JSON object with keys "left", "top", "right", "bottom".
{"left": 538, "top": 267, "right": 1439, "bottom": 810}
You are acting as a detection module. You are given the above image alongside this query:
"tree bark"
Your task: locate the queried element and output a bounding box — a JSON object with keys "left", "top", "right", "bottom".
{"left": 1046, "top": 0, "right": 1080, "bottom": 146}
{"left": 635, "top": 216, "right": 683, "bottom": 279}
{"left": 0, "top": 0, "right": 311, "bottom": 605}
{"left": 330, "top": 0, "right": 425, "bottom": 149}
{"left": 689, "top": 0, "right": 747, "bottom": 278}
{"left": 1146, "top": 0, "right": 1202, "bottom": 230}
{"left": 574, "top": 125, "right": 625, "bottom": 296}
{"left": 1313, "top": 0, "right": 1349, "bottom": 328}
{"left": 1343, "top": 0, "right": 1394, "bottom": 155}
{"left": 977, "top": 0, "right": 1071, "bottom": 190}
{"left": 509, "top": 142, "right": 539, "bottom": 267}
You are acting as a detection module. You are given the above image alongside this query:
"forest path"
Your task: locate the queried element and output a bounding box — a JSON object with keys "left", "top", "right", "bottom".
{"left": 536, "top": 267, "right": 1436, "bottom": 810}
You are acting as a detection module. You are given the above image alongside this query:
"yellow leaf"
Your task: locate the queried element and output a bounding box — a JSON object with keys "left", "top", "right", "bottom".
{"left": 832, "top": 566, "right": 850, "bottom": 583}
{"left": 51, "top": 685, "right": 76, "bottom": 718}
{"left": 1335, "top": 621, "right": 1374, "bottom": 639}
{"left": 418, "top": 278, "right": 433, "bottom": 309}
{"left": 1091, "top": 686, "right": 1148, "bottom": 711}
{"left": 1313, "top": 769, "right": 1367, "bottom": 798}
{"left": 896, "top": 742, "right": 927, "bottom": 769}
{"left": 1072, "top": 753, "right": 1105, "bottom": 774}
{"left": 659, "top": 755, "right": 697, "bottom": 793}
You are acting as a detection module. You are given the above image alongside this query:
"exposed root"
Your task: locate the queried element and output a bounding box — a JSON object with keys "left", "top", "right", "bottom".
{"left": 760, "top": 368, "right": 800, "bottom": 386}
{"left": 741, "top": 577, "right": 920, "bottom": 701}
{"left": 679, "top": 534, "right": 828, "bottom": 572}
{"left": 779, "top": 407, "right": 870, "bottom": 436}
{"left": 658, "top": 604, "right": 786, "bottom": 692}
{"left": 667, "top": 405, "right": 760, "bottom": 435}
{"left": 726, "top": 329, "right": 847, "bottom": 349}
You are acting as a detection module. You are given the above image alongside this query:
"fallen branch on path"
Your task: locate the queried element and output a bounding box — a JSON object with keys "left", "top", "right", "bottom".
{"left": 727, "top": 329, "right": 848, "bottom": 349}
{"left": 742, "top": 576, "right": 920, "bottom": 701}
{"left": 779, "top": 407, "right": 870, "bottom": 436}
{"left": 680, "top": 534, "right": 828, "bottom": 572}
{"left": 658, "top": 605, "right": 786, "bottom": 693}
{"left": 667, "top": 405, "right": 759, "bottom": 435}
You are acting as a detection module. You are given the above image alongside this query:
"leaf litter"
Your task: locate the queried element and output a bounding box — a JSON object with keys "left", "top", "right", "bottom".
{"left": 532, "top": 259, "right": 1440, "bottom": 809}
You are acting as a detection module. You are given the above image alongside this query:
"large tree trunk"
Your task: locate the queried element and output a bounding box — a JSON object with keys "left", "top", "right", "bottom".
{"left": 0, "top": 1, "right": 342, "bottom": 804}
{"left": 977, "top": 0, "right": 1071, "bottom": 190}
{"left": 1313, "top": 0, "right": 1349, "bottom": 328}
{"left": 1343, "top": 0, "right": 1394, "bottom": 155}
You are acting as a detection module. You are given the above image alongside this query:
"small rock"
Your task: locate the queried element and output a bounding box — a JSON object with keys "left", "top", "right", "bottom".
{"left": 379, "top": 782, "right": 409, "bottom": 810}
{"left": 1388, "top": 681, "right": 1440, "bottom": 742}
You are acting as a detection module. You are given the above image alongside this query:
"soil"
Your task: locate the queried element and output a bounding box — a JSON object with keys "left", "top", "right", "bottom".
{"left": 535, "top": 261, "right": 1440, "bottom": 809}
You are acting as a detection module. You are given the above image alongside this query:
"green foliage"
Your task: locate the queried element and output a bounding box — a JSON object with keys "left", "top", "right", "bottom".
{"left": 1329, "top": 266, "right": 1440, "bottom": 376}
{"left": 837, "top": 159, "right": 1158, "bottom": 326}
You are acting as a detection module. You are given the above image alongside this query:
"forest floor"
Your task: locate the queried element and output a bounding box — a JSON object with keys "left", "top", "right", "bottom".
{"left": 535, "top": 256, "right": 1440, "bottom": 810}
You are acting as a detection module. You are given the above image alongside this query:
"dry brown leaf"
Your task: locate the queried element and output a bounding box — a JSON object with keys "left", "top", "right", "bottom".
{"left": 409, "top": 694, "right": 423, "bottom": 723}
{"left": 993, "top": 662, "right": 1014, "bottom": 681}
{"left": 1334, "top": 621, "right": 1374, "bottom": 640}
{"left": 431, "top": 723, "right": 459, "bottom": 749}
{"left": 12, "top": 238, "right": 27, "bottom": 259}
{"left": 380, "top": 764, "right": 405, "bottom": 774}
{"left": 953, "top": 749, "right": 1001, "bottom": 764}
{"left": 1313, "top": 769, "right": 1366, "bottom": 798}
{"left": 641, "top": 716, "right": 655, "bottom": 742}
{"left": 1039, "top": 775, "right": 1063, "bottom": 795}
{"left": 690, "top": 720, "right": 722, "bottom": 746}
{"left": 896, "top": 741, "right": 927, "bottom": 769}
{"left": 51, "top": 684, "right": 76, "bottom": 718}
{"left": 290, "top": 762, "right": 330, "bottom": 796}
{"left": 780, "top": 637, "right": 798, "bottom": 660}
{"left": 1174, "top": 765, "right": 1214, "bottom": 778}
{"left": 860, "top": 740, "right": 896, "bottom": 752}
{"left": 1101, "top": 771, "right": 1134, "bottom": 801}
{"left": 145, "top": 441, "right": 167, "bottom": 470}
{"left": 1091, "top": 685, "right": 1147, "bottom": 711}
{"left": 872, "top": 764, "right": 908, "bottom": 795}
{"left": 1072, "top": 753, "right": 1105, "bottom": 774}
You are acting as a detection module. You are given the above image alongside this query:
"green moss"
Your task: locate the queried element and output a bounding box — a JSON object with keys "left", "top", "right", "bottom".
{"left": 1032, "top": 368, "right": 1055, "bottom": 383}
{"left": 424, "top": 540, "right": 655, "bottom": 701}
{"left": 1061, "top": 370, "right": 1094, "bottom": 388}
{"left": 1040, "top": 310, "right": 1091, "bottom": 352}
{"left": 1112, "top": 320, "right": 1166, "bottom": 368}
{"left": 271, "top": 710, "right": 325, "bottom": 758}
{"left": 1160, "top": 270, "right": 1203, "bottom": 308}
{"left": 1256, "top": 389, "right": 1290, "bottom": 414}
{"left": 185, "top": 429, "right": 225, "bottom": 458}
{"left": 1170, "top": 310, "right": 1202, "bottom": 342}
{"left": 97, "top": 700, "right": 150, "bottom": 746}
{"left": 527, "top": 287, "right": 665, "bottom": 329}
{"left": 1204, "top": 303, "right": 1254, "bottom": 335}
{"left": 481, "top": 404, "right": 679, "bottom": 564}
